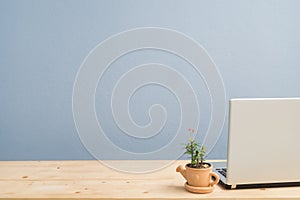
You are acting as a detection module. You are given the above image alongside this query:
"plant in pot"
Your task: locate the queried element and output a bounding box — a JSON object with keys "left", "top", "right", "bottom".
{"left": 176, "top": 128, "right": 220, "bottom": 194}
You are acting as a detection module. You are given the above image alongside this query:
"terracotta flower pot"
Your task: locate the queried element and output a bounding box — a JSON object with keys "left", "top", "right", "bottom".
{"left": 176, "top": 163, "right": 220, "bottom": 193}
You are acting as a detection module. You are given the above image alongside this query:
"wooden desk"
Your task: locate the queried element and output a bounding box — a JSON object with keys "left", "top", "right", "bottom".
{"left": 0, "top": 160, "right": 299, "bottom": 199}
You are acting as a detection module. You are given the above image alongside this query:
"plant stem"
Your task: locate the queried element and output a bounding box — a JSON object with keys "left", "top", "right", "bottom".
{"left": 191, "top": 141, "right": 194, "bottom": 165}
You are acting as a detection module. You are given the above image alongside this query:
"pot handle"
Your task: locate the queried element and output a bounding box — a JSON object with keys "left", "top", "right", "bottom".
{"left": 209, "top": 172, "right": 220, "bottom": 187}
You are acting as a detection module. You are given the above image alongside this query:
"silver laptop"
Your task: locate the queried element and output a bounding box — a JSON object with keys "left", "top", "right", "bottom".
{"left": 214, "top": 98, "right": 300, "bottom": 189}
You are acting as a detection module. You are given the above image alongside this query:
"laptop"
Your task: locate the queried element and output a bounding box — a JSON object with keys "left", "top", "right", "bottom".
{"left": 214, "top": 98, "right": 300, "bottom": 189}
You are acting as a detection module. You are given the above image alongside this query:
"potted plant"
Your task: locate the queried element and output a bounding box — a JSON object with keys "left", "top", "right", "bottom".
{"left": 176, "top": 128, "right": 220, "bottom": 194}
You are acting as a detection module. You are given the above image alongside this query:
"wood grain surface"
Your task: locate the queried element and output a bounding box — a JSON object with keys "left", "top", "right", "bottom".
{"left": 0, "top": 160, "right": 299, "bottom": 199}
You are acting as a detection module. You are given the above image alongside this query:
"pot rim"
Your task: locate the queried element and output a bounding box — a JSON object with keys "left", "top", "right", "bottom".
{"left": 185, "top": 162, "right": 212, "bottom": 170}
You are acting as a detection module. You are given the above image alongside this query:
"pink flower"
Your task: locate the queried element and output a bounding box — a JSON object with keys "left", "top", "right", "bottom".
{"left": 188, "top": 128, "right": 195, "bottom": 133}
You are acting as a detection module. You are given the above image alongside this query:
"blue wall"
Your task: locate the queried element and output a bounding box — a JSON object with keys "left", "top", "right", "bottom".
{"left": 1, "top": 0, "right": 300, "bottom": 160}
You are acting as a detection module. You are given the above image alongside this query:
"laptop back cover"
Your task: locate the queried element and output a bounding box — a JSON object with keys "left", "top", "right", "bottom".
{"left": 227, "top": 98, "right": 300, "bottom": 186}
